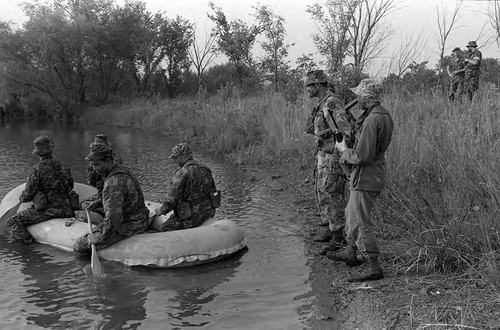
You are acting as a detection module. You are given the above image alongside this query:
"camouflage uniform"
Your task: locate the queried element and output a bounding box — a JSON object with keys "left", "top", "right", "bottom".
{"left": 464, "top": 41, "right": 482, "bottom": 101}
{"left": 448, "top": 48, "right": 465, "bottom": 101}
{"left": 85, "top": 134, "right": 123, "bottom": 205}
{"left": 305, "top": 89, "right": 351, "bottom": 234}
{"left": 6, "top": 137, "right": 74, "bottom": 244}
{"left": 74, "top": 147, "right": 149, "bottom": 256}
{"left": 158, "top": 144, "right": 218, "bottom": 231}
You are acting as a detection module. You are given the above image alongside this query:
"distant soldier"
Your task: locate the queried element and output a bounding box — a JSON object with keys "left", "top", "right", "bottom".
{"left": 464, "top": 41, "right": 482, "bottom": 102}
{"left": 304, "top": 69, "right": 352, "bottom": 255}
{"left": 447, "top": 47, "right": 466, "bottom": 102}
{"left": 6, "top": 136, "right": 74, "bottom": 244}
{"left": 74, "top": 143, "right": 149, "bottom": 256}
{"left": 155, "top": 143, "right": 220, "bottom": 231}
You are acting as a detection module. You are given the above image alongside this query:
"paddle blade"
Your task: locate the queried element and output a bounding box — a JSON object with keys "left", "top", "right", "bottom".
{"left": 86, "top": 208, "right": 104, "bottom": 276}
{"left": 0, "top": 202, "right": 22, "bottom": 235}
{"left": 90, "top": 244, "right": 103, "bottom": 275}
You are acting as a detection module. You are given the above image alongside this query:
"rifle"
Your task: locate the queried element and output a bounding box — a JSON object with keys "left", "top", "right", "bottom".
{"left": 327, "top": 99, "right": 358, "bottom": 142}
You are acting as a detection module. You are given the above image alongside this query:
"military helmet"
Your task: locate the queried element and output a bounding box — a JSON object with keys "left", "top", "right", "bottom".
{"left": 85, "top": 143, "right": 113, "bottom": 162}
{"left": 169, "top": 143, "right": 192, "bottom": 159}
{"left": 452, "top": 47, "right": 461, "bottom": 52}
{"left": 32, "top": 136, "right": 54, "bottom": 156}
{"left": 305, "top": 70, "right": 328, "bottom": 86}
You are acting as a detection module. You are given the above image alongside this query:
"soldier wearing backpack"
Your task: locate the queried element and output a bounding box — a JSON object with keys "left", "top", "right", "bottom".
{"left": 6, "top": 136, "right": 74, "bottom": 244}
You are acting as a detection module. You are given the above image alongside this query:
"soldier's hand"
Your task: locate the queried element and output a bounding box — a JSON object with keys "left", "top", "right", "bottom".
{"left": 335, "top": 139, "right": 347, "bottom": 152}
{"left": 317, "top": 129, "right": 332, "bottom": 138}
{"left": 88, "top": 233, "right": 98, "bottom": 245}
{"left": 155, "top": 207, "right": 163, "bottom": 216}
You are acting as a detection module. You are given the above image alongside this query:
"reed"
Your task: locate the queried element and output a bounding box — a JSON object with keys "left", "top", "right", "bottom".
{"left": 83, "top": 86, "right": 500, "bottom": 282}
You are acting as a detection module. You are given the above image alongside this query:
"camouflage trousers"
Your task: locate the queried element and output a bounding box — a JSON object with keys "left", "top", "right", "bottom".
{"left": 160, "top": 209, "right": 215, "bottom": 232}
{"left": 73, "top": 229, "right": 126, "bottom": 258}
{"left": 345, "top": 190, "right": 381, "bottom": 259}
{"left": 465, "top": 70, "right": 480, "bottom": 101}
{"left": 448, "top": 78, "right": 464, "bottom": 101}
{"left": 5, "top": 207, "right": 53, "bottom": 244}
{"left": 314, "top": 151, "right": 347, "bottom": 232}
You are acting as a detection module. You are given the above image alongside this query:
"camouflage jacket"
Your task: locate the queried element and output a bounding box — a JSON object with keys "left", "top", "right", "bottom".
{"left": 159, "top": 159, "right": 217, "bottom": 218}
{"left": 94, "top": 164, "right": 149, "bottom": 241}
{"left": 20, "top": 156, "right": 74, "bottom": 217}
{"left": 448, "top": 52, "right": 466, "bottom": 80}
{"left": 465, "top": 49, "right": 482, "bottom": 75}
{"left": 341, "top": 102, "right": 394, "bottom": 192}
{"left": 305, "top": 90, "right": 352, "bottom": 158}
{"left": 87, "top": 151, "right": 123, "bottom": 200}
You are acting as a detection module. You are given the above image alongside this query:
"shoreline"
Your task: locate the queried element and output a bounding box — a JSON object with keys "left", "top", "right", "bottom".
{"left": 82, "top": 95, "right": 500, "bottom": 329}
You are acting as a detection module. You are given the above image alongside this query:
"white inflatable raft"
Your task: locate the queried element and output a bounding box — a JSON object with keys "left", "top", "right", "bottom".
{"left": 0, "top": 183, "right": 246, "bottom": 268}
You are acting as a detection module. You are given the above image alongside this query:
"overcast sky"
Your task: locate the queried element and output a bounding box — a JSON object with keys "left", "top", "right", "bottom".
{"left": 1, "top": 0, "right": 497, "bottom": 76}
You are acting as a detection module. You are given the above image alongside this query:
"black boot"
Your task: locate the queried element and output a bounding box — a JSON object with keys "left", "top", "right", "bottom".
{"left": 326, "top": 244, "right": 362, "bottom": 266}
{"left": 347, "top": 256, "right": 384, "bottom": 282}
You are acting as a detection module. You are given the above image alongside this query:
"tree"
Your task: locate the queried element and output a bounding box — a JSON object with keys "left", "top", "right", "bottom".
{"left": 387, "top": 30, "right": 427, "bottom": 78}
{"left": 436, "top": 0, "right": 463, "bottom": 74}
{"left": 307, "top": 0, "right": 397, "bottom": 74}
{"left": 253, "top": 5, "right": 292, "bottom": 92}
{"left": 188, "top": 27, "right": 218, "bottom": 93}
{"left": 162, "top": 15, "right": 194, "bottom": 97}
{"left": 208, "top": 2, "right": 260, "bottom": 85}
{"left": 486, "top": 0, "right": 500, "bottom": 48}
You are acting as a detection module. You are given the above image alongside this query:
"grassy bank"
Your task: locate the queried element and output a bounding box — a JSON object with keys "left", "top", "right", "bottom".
{"left": 82, "top": 87, "right": 500, "bottom": 311}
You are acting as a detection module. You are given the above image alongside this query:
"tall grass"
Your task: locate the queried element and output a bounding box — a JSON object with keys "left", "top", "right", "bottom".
{"left": 83, "top": 86, "right": 500, "bottom": 284}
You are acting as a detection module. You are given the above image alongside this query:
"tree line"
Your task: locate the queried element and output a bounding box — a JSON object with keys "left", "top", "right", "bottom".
{"left": 0, "top": 0, "right": 499, "bottom": 120}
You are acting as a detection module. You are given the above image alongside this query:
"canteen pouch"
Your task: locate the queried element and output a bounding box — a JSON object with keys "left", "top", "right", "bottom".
{"left": 175, "top": 201, "right": 192, "bottom": 220}
{"left": 210, "top": 190, "right": 221, "bottom": 208}
{"left": 68, "top": 190, "right": 80, "bottom": 210}
{"left": 33, "top": 191, "right": 48, "bottom": 211}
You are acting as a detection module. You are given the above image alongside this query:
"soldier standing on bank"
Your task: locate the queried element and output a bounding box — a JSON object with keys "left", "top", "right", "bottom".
{"left": 464, "top": 41, "right": 482, "bottom": 102}
{"left": 447, "top": 47, "right": 466, "bottom": 102}
{"left": 304, "top": 70, "right": 352, "bottom": 255}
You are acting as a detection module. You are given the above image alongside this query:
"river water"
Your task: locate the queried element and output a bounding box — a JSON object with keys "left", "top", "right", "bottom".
{"left": 0, "top": 121, "right": 325, "bottom": 330}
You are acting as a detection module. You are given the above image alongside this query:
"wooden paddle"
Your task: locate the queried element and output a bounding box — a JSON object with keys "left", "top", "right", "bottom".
{"left": 86, "top": 208, "right": 103, "bottom": 275}
{"left": 0, "top": 201, "right": 22, "bottom": 235}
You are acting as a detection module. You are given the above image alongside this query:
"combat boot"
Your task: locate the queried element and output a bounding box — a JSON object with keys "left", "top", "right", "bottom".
{"left": 314, "top": 230, "right": 333, "bottom": 242}
{"left": 326, "top": 244, "right": 362, "bottom": 266}
{"left": 319, "top": 231, "right": 346, "bottom": 255}
{"left": 347, "top": 256, "right": 384, "bottom": 282}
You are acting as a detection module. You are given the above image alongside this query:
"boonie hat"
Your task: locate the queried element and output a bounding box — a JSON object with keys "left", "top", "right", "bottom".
{"left": 90, "top": 134, "right": 109, "bottom": 147}
{"left": 452, "top": 47, "right": 461, "bottom": 52}
{"left": 32, "top": 136, "right": 54, "bottom": 156}
{"left": 305, "top": 70, "right": 328, "bottom": 86}
{"left": 169, "top": 143, "right": 192, "bottom": 159}
{"left": 350, "top": 78, "right": 383, "bottom": 101}
{"left": 466, "top": 41, "right": 477, "bottom": 48}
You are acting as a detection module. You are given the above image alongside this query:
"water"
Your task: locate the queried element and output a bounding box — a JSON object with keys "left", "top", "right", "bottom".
{"left": 0, "top": 121, "right": 322, "bottom": 330}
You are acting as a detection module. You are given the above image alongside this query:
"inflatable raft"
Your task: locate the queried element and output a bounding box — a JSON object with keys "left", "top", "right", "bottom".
{"left": 0, "top": 183, "right": 246, "bottom": 268}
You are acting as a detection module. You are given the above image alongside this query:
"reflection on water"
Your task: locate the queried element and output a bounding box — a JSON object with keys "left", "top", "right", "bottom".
{"left": 0, "top": 121, "right": 319, "bottom": 329}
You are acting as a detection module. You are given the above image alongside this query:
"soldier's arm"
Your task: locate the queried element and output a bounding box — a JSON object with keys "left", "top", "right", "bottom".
{"left": 20, "top": 167, "right": 40, "bottom": 203}
{"left": 341, "top": 116, "right": 378, "bottom": 165}
{"left": 159, "top": 168, "right": 187, "bottom": 215}
{"left": 101, "top": 175, "right": 125, "bottom": 235}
